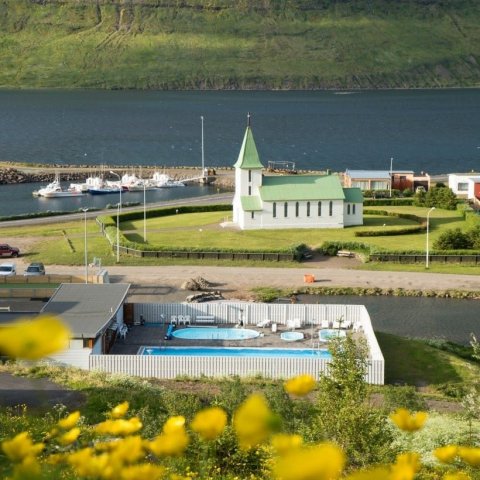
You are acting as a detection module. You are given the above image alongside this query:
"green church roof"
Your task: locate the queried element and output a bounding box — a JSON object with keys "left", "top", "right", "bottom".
{"left": 259, "top": 174, "right": 345, "bottom": 201}
{"left": 343, "top": 187, "right": 363, "bottom": 203}
{"left": 240, "top": 196, "right": 263, "bottom": 211}
{"left": 233, "top": 126, "right": 264, "bottom": 170}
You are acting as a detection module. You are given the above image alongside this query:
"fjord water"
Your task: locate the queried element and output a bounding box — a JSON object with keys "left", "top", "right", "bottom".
{"left": 1, "top": 89, "right": 479, "bottom": 174}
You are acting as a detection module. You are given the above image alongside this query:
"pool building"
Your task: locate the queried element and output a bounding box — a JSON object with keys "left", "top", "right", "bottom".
{"left": 87, "top": 301, "right": 384, "bottom": 384}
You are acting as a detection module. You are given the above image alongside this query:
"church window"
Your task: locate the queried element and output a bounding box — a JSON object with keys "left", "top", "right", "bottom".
{"left": 248, "top": 170, "right": 252, "bottom": 182}
{"left": 295, "top": 202, "right": 299, "bottom": 217}
{"left": 353, "top": 204, "right": 356, "bottom": 214}
{"left": 284, "top": 202, "right": 288, "bottom": 217}
{"left": 329, "top": 201, "right": 333, "bottom": 216}
{"left": 347, "top": 204, "right": 351, "bottom": 215}
{"left": 273, "top": 202, "right": 276, "bottom": 218}
{"left": 307, "top": 202, "right": 310, "bottom": 217}
{"left": 318, "top": 201, "right": 322, "bottom": 216}
{"left": 251, "top": 211, "right": 254, "bottom": 219}
{"left": 248, "top": 186, "right": 251, "bottom": 195}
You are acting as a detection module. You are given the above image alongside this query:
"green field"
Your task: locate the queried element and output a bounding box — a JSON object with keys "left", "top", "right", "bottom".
{"left": 2, "top": 204, "right": 479, "bottom": 274}
{"left": 0, "top": 0, "right": 479, "bottom": 89}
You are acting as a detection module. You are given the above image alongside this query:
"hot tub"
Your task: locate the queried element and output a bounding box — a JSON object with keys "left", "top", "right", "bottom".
{"left": 280, "top": 331, "right": 305, "bottom": 342}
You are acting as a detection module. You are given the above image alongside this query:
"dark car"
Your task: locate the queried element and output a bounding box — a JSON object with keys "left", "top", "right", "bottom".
{"left": 0, "top": 244, "right": 20, "bottom": 257}
{"left": 24, "top": 262, "right": 46, "bottom": 276}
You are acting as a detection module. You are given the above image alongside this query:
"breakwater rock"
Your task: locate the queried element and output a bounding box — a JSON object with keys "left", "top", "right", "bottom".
{"left": 0, "top": 167, "right": 87, "bottom": 184}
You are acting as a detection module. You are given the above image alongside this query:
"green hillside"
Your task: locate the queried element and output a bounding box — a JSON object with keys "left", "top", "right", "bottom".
{"left": 1, "top": 0, "right": 480, "bottom": 89}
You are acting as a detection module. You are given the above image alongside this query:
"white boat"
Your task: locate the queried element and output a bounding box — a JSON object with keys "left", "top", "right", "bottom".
{"left": 33, "top": 175, "right": 85, "bottom": 197}
{"left": 151, "top": 172, "right": 185, "bottom": 188}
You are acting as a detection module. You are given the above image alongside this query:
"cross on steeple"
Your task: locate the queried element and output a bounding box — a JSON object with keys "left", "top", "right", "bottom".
{"left": 247, "top": 112, "right": 251, "bottom": 127}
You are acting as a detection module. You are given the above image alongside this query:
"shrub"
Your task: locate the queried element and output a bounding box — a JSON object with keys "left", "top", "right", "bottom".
{"left": 434, "top": 228, "right": 473, "bottom": 250}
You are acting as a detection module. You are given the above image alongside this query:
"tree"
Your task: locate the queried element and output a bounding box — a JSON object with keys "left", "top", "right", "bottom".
{"left": 316, "top": 336, "right": 396, "bottom": 467}
{"left": 433, "top": 228, "right": 472, "bottom": 250}
{"left": 425, "top": 186, "right": 458, "bottom": 210}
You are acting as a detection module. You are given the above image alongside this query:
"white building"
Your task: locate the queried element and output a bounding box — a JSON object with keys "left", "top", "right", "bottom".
{"left": 232, "top": 121, "right": 363, "bottom": 230}
{"left": 448, "top": 173, "right": 480, "bottom": 203}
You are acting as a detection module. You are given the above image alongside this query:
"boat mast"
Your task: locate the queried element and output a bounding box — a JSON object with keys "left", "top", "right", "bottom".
{"left": 201, "top": 115, "right": 205, "bottom": 174}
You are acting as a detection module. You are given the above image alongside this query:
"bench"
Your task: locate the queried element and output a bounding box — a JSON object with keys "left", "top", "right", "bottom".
{"left": 195, "top": 315, "right": 215, "bottom": 324}
{"left": 337, "top": 250, "right": 355, "bottom": 258}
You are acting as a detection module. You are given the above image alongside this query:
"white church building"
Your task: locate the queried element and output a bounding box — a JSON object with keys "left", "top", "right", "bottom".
{"left": 232, "top": 120, "right": 363, "bottom": 230}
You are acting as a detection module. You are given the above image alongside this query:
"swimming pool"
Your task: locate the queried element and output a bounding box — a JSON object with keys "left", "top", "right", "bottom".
{"left": 172, "top": 327, "right": 259, "bottom": 341}
{"left": 139, "top": 346, "right": 331, "bottom": 358}
{"left": 280, "top": 331, "right": 305, "bottom": 342}
{"left": 319, "top": 329, "right": 347, "bottom": 341}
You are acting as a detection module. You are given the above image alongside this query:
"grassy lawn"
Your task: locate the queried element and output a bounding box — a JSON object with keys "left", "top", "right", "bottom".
{"left": 376, "top": 332, "right": 480, "bottom": 388}
{"left": 1, "top": 205, "right": 478, "bottom": 272}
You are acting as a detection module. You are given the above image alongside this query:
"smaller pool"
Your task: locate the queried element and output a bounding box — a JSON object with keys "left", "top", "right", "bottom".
{"left": 319, "top": 329, "right": 347, "bottom": 341}
{"left": 172, "top": 327, "right": 260, "bottom": 341}
{"left": 139, "top": 346, "right": 331, "bottom": 358}
{"left": 280, "top": 331, "right": 304, "bottom": 342}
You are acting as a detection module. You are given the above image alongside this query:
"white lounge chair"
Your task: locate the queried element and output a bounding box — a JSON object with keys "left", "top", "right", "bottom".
{"left": 271, "top": 323, "right": 278, "bottom": 333}
{"left": 257, "top": 319, "right": 271, "bottom": 328}
{"left": 170, "top": 315, "right": 177, "bottom": 325}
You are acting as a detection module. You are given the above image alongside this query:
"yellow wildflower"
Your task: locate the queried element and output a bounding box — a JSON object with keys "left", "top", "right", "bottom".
{"left": 163, "top": 415, "right": 186, "bottom": 434}
{"left": 2, "top": 432, "right": 44, "bottom": 462}
{"left": 272, "top": 442, "right": 345, "bottom": 480}
{"left": 233, "top": 393, "right": 277, "bottom": 450}
{"left": 94, "top": 417, "right": 143, "bottom": 436}
{"left": 443, "top": 473, "right": 471, "bottom": 480}
{"left": 58, "top": 427, "right": 81, "bottom": 446}
{"left": 12, "top": 455, "right": 42, "bottom": 479}
{"left": 120, "top": 463, "right": 165, "bottom": 480}
{"left": 390, "top": 408, "right": 428, "bottom": 432}
{"left": 458, "top": 446, "right": 480, "bottom": 467}
{"left": 0, "top": 314, "right": 70, "bottom": 360}
{"left": 58, "top": 411, "right": 81, "bottom": 429}
{"left": 390, "top": 452, "right": 421, "bottom": 480}
{"left": 147, "top": 429, "right": 190, "bottom": 457}
{"left": 191, "top": 406, "right": 227, "bottom": 440}
{"left": 284, "top": 374, "right": 316, "bottom": 397}
{"left": 434, "top": 445, "right": 458, "bottom": 464}
{"left": 271, "top": 433, "right": 303, "bottom": 456}
{"left": 109, "top": 436, "right": 145, "bottom": 465}
{"left": 67, "top": 448, "right": 115, "bottom": 479}
{"left": 344, "top": 466, "right": 391, "bottom": 480}
{"left": 110, "top": 401, "right": 129, "bottom": 419}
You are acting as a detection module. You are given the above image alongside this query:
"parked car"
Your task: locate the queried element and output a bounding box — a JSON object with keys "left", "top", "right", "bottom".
{"left": 24, "top": 262, "right": 45, "bottom": 276}
{"left": 0, "top": 244, "right": 20, "bottom": 257}
{"left": 0, "top": 263, "right": 16, "bottom": 276}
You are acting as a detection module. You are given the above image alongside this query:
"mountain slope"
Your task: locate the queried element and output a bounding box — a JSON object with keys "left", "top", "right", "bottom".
{"left": 0, "top": 0, "right": 479, "bottom": 89}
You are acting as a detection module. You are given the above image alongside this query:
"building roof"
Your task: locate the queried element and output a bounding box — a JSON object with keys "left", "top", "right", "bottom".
{"left": 345, "top": 170, "right": 391, "bottom": 180}
{"left": 259, "top": 174, "right": 345, "bottom": 201}
{"left": 41, "top": 284, "right": 130, "bottom": 338}
{"left": 343, "top": 188, "right": 364, "bottom": 203}
{"left": 240, "top": 196, "right": 263, "bottom": 211}
{"left": 233, "top": 126, "right": 264, "bottom": 170}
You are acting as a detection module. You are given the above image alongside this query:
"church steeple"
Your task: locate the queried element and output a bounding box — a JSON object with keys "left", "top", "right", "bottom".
{"left": 233, "top": 113, "right": 264, "bottom": 170}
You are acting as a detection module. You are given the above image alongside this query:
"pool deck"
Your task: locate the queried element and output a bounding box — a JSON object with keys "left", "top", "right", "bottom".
{"left": 109, "top": 324, "right": 345, "bottom": 355}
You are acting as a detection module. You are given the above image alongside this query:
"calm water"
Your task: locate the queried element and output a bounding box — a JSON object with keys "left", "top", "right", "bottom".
{"left": 298, "top": 295, "right": 480, "bottom": 345}
{"left": 0, "top": 182, "right": 219, "bottom": 217}
{"left": 0, "top": 89, "right": 479, "bottom": 173}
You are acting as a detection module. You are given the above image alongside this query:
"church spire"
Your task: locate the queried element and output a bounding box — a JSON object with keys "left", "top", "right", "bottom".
{"left": 233, "top": 113, "right": 263, "bottom": 170}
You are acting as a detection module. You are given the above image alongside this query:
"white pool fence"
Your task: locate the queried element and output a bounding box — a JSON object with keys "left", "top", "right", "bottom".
{"left": 89, "top": 302, "right": 385, "bottom": 384}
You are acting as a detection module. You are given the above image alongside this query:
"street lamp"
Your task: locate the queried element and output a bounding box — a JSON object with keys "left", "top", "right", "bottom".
{"left": 426, "top": 207, "right": 435, "bottom": 269}
{"left": 109, "top": 171, "right": 122, "bottom": 262}
{"left": 81, "top": 208, "right": 89, "bottom": 284}
{"left": 143, "top": 181, "right": 147, "bottom": 242}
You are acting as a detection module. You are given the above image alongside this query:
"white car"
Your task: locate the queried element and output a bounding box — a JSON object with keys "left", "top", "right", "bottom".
{"left": 0, "top": 263, "right": 16, "bottom": 276}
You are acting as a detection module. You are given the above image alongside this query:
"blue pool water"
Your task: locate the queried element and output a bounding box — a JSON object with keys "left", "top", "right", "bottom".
{"left": 319, "top": 329, "right": 347, "bottom": 341}
{"left": 172, "top": 327, "right": 259, "bottom": 341}
{"left": 139, "top": 346, "right": 331, "bottom": 358}
{"left": 280, "top": 331, "right": 305, "bottom": 342}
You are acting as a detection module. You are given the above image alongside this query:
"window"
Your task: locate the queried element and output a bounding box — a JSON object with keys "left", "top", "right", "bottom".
{"left": 295, "top": 202, "right": 299, "bottom": 217}
{"left": 248, "top": 186, "right": 251, "bottom": 195}
{"left": 353, "top": 204, "right": 356, "bottom": 214}
{"left": 329, "top": 201, "right": 333, "bottom": 216}
{"left": 347, "top": 204, "right": 351, "bottom": 215}
{"left": 318, "top": 201, "right": 322, "bottom": 216}
{"left": 457, "top": 182, "right": 469, "bottom": 192}
{"left": 284, "top": 202, "right": 288, "bottom": 217}
{"left": 248, "top": 170, "right": 251, "bottom": 182}
{"left": 251, "top": 211, "right": 254, "bottom": 219}
{"left": 306, "top": 201, "right": 310, "bottom": 217}
{"left": 273, "top": 202, "right": 276, "bottom": 218}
